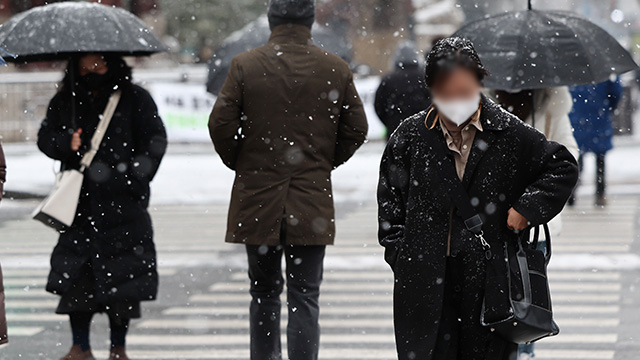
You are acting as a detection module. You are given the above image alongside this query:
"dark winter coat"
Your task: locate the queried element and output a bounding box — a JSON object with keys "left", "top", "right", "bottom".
{"left": 209, "top": 24, "right": 368, "bottom": 246}
{"left": 0, "top": 262, "right": 5, "bottom": 345}
{"left": 378, "top": 96, "right": 578, "bottom": 360}
{"left": 569, "top": 79, "right": 623, "bottom": 155}
{"left": 0, "top": 142, "right": 5, "bottom": 201}
{"left": 37, "top": 82, "right": 167, "bottom": 305}
{"left": 374, "top": 64, "right": 431, "bottom": 139}
{"left": 0, "top": 143, "right": 5, "bottom": 344}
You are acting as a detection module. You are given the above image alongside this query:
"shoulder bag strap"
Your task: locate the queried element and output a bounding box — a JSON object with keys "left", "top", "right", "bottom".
{"left": 79, "top": 91, "right": 122, "bottom": 171}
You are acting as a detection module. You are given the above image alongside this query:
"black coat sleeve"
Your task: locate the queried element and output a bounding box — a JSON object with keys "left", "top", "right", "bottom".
{"left": 37, "top": 93, "right": 77, "bottom": 162}
{"left": 209, "top": 57, "right": 243, "bottom": 170}
{"left": 377, "top": 128, "right": 411, "bottom": 269}
{"left": 129, "top": 87, "right": 168, "bottom": 185}
{"left": 333, "top": 71, "right": 368, "bottom": 168}
{"left": 0, "top": 142, "right": 5, "bottom": 202}
{"left": 512, "top": 125, "right": 579, "bottom": 226}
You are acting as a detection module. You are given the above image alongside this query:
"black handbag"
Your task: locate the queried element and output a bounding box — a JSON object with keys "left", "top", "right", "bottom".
{"left": 481, "top": 224, "right": 559, "bottom": 344}
{"left": 417, "top": 119, "right": 559, "bottom": 344}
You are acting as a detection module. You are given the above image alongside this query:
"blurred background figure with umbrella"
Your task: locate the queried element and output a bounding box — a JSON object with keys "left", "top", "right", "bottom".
{"left": 374, "top": 41, "right": 431, "bottom": 140}
{"left": 453, "top": 0, "right": 637, "bottom": 359}
{"left": 0, "top": 3, "right": 167, "bottom": 360}
{"left": 569, "top": 78, "right": 624, "bottom": 207}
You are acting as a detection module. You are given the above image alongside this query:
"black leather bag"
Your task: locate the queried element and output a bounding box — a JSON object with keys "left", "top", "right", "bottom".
{"left": 416, "top": 120, "right": 559, "bottom": 344}
{"left": 481, "top": 225, "right": 559, "bottom": 344}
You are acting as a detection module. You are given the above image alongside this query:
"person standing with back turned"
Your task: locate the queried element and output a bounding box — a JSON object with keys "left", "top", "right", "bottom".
{"left": 208, "top": 1, "right": 368, "bottom": 359}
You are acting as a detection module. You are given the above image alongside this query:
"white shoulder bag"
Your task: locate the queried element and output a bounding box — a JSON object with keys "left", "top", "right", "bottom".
{"left": 33, "top": 91, "right": 122, "bottom": 231}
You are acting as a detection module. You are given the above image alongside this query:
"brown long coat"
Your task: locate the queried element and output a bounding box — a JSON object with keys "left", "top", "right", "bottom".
{"left": 0, "top": 142, "right": 7, "bottom": 344}
{"left": 209, "top": 24, "right": 368, "bottom": 246}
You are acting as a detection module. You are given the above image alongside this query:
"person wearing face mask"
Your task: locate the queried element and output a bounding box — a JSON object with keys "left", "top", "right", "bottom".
{"left": 378, "top": 38, "right": 579, "bottom": 360}
{"left": 37, "top": 54, "right": 167, "bottom": 360}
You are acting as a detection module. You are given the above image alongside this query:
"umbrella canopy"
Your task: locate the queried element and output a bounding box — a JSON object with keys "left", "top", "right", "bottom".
{"left": 453, "top": 10, "right": 638, "bottom": 91}
{"left": 0, "top": 2, "right": 166, "bottom": 63}
{"left": 207, "top": 16, "right": 353, "bottom": 95}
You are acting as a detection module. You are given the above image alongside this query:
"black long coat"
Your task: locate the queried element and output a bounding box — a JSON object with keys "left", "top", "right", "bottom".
{"left": 37, "top": 83, "right": 167, "bottom": 304}
{"left": 378, "top": 96, "right": 578, "bottom": 360}
{"left": 374, "top": 64, "right": 431, "bottom": 139}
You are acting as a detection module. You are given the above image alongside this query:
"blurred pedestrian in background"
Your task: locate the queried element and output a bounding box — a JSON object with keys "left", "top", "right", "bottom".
{"left": 0, "top": 140, "right": 7, "bottom": 346}
{"left": 490, "top": 87, "right": 578, "bottom": 360}
{"left": 375, "top": 41, "right": 431, "bottom": 139}
{"left": 209, "top": 1, "right": 368, "bottom": 359}
{"left": 37, "top": 53, "right": 167, "bottom": 360}
{"left": 569, "top": 79, "right": 623, "bottom": 206}
{"left": 378, "top": 37, "right": 578, "bottom": 360}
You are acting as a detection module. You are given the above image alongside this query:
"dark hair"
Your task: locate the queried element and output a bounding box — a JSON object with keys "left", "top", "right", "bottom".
{"left": 424, "top": 37, "right": 489, "bottom": 88}
{"left": 60, "top": 54, "right": 132, "bottom": 94}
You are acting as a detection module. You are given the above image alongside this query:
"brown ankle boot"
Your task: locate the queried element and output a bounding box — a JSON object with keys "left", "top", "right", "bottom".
{"left": 60, "top": 345, "right": 95, "bottom": 360}
{"left": 109, "top": 346, "right": 130, "bottom": 360}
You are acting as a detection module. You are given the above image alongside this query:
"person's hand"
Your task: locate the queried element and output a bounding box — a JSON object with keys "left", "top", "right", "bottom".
{"left": 507, "top": 207, "right": 529, "bottom": 231}
{"left": 71, "top": 128, "right": 83, "bottom": 151}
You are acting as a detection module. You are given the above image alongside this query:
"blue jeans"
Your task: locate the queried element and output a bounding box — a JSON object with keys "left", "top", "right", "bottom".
{"left": 519, "top": 343, "right": 534, "bottom": 356}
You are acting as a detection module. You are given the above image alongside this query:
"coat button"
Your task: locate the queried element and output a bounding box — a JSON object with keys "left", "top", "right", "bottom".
{"left": 454, "top": 285, "right": 462, "bottom": 292}
{"left": 451, "top": 250, "right": 459, "bottom": 258}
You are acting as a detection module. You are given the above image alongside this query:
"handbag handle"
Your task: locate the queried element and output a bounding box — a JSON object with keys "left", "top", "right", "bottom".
{"left": 521, "top": 223, "right": 552, "bottom": 264}
{"left": 79, "top": 91, "right": 122, "bottom": 171}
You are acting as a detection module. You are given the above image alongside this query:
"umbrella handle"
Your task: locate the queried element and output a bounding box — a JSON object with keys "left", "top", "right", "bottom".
{"left": 528, "top": 0, "right": 532, "bottom": 10}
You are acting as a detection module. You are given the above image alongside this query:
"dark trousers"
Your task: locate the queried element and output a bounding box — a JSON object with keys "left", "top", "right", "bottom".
{"left": 571, "top": 154, "right": 606, "bottom": 204}
{"left": 246, "top": 243, "right": 325, "bottom": 360}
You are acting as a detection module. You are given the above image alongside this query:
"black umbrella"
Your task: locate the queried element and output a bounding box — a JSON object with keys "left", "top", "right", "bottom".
{"left": 0, "top": 2, "right": 166, "bottom": 63}
{"left": 207, "top": 16, "right": 353, "bottom": 95}
{"left": 453, "top": 7, "right": 638, "bottom": 91}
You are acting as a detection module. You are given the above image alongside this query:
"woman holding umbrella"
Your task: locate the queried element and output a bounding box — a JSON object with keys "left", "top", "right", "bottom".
{"left": 0, "top": 3, "right": 168, "bottom": 359}
{"left": 37, "top": 53, "right": 167, "bottom": 360}
{"left": 378, "top": 37, "right": 578, "bottom": 360}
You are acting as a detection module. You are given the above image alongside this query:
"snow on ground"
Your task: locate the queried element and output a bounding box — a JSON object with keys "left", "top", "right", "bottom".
{"left": 1, "top": 141, "right": 385, "bottom": 206}
{"left": 3, "top": 137, "right": 640, "bottom": 206}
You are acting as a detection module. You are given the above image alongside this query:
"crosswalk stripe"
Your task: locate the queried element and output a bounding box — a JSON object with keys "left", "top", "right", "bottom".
{"left": 90, "top": 348, "right": 617, "bottom": 360}
{"left": 126, "top": 334, "right": 398, "bottom": 346}
{"left": 208, "top": 282, "right": 621, "bottom": 293}
{"left": 229, "top": 271, "right": 621, "bottom": 282}
{"left": 136, "top": 318, "right": 396, "bottom": 330}
{"left": 542, "top": 334, "right": 617, "bottom": 343}
{"left": 162, "top": 304, "right": 618, "bottom": 316}
{"left": 534, "top": 349, "right": 614, "bottom": 359}
{"left": 188, "top": 292, "right": 620, "bottom": 304}
{"left": 6, "top": 313, "right": 63, "bottom": 322}
{"left": 124, "top": 333, "right": 617, "bottom": 346}
{"left": 91, "top": 349, "right": 399, "bottom": 359}
{"left": 2, "top": 278, "right": 47, "bottom": 287}
{"left": 4, "top": 300, "right": 57, "bottom": 309}
{"left": 7, "top": 326, "right": 45, "bottom": 337}
{"left": 136, "top": 317, "right": 616, "bottom": 330}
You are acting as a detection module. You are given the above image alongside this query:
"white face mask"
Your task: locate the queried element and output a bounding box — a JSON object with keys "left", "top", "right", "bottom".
{"left": 432, "top": 93, "right": 481, "bottom": 126}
